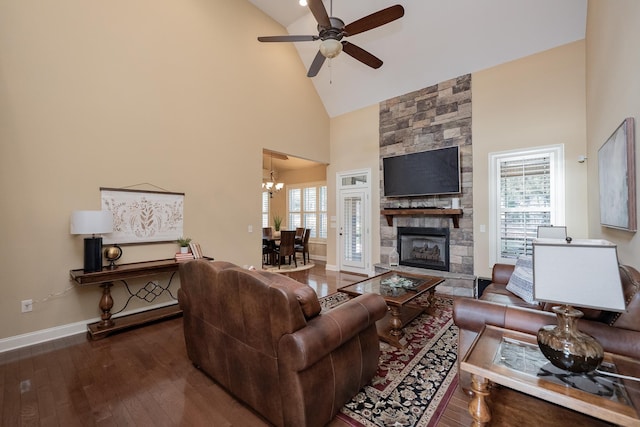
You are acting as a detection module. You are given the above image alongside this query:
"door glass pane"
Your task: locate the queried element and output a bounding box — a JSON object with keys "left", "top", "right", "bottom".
{"left": 341, "top": 174, "right": 367, "bottom": 186}
{"left": 343, "top": 196, "right": 362, "bottom": 262}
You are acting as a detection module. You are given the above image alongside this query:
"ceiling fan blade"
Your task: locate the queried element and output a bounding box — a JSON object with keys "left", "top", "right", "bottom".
{"left": 258, "top": 35, "right": 318, "bottom": 42}
{"left": 307, "top": 50, "right": 327, "bottom": 77}
{"left": 308, "top": 0, "right": 331, "bottom": 29}
{"left": 342, "top": 41, "right": 383, "bottom": 69}
{"left": 343, "top": 5, "right": 405, "bottom": 36}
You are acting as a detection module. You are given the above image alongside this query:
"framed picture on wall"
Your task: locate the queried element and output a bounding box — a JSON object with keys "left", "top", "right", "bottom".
{"left": 100, "top": 187, "right": 185, "bottom": 244}
{"left": 598, "top": 117, "right": 636, "bottom": 232}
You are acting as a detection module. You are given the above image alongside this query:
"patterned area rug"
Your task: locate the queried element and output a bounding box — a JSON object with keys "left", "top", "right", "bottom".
{"left": 319, "top": 293, "right": 458, "bottom": 427}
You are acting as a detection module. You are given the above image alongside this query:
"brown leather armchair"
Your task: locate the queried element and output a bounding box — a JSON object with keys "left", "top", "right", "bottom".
{"left": 178, "top": 260, "right": 388, "bottom": 427}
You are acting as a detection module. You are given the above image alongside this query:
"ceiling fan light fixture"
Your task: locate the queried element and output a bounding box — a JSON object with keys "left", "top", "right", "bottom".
{"left": 319, "top": 38, "right": 343, "bottom": 59}
{"left": 299, "top": 0, "right": 307, "bottom": 6}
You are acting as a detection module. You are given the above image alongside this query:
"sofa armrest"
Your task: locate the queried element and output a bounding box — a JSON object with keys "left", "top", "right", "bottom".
{"left": 454, "top": 297, "right": 640, "bottom": 359}
{"left": 279, "top": 293, "right": 388, "bottom": 371}
{"left": 491, "top": 263, "right": 515, "bottom": 285}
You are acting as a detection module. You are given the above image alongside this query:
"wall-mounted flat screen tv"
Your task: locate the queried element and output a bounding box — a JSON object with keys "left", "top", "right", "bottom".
{"left": 383, "top": 146, "right": 461, "bottom": 197}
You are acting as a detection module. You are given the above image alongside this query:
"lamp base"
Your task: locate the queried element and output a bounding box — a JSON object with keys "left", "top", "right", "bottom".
{"left": 537, "top": 305, "right": 604, "bottom": 373}
{"left": 84, "top": 236, "right": 103, "bottom": 273}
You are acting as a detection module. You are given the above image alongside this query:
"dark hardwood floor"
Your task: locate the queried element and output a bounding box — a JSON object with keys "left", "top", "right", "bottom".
{"left": 0, "top": 261, "right": 612, "bottom": 426}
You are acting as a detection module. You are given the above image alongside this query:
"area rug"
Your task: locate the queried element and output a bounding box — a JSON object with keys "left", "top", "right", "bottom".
{"left": 262, "top": 262, "right": 315, "bottom": 274}
{"left": 319, "top": 293, "right": 458, "bottom": 427}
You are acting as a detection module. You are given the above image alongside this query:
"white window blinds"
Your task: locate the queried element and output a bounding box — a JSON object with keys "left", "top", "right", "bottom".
{"left": 490, "top": 145, "right": 564, "bottom": 264}
{"left": 288, "top": 184, "right": 327, "bottom": 240}
{"left": 499, "top": 156, "right": 551, "bottom": 259}
{"left": 261, "top": 191, "right": 269, "bottom": 228}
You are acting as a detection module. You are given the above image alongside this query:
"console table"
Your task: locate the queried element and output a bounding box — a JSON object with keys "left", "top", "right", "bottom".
{"left": 70, "top": 258, "right": 210, "bottom": 339}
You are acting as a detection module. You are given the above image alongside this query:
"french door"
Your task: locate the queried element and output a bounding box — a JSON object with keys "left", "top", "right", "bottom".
{"left": 337, "top": 170, "right": 371, "bottom": 274}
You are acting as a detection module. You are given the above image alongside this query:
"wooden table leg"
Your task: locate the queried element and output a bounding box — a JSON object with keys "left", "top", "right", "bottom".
{"left": 469, "top": 374, "right": 491, "bottom": 427}
{"left": 425, "top": 288, "right": 438, "bottom": 316}
{"left": 388, "top": 305, "right": 403, "bottom": 338}
{"left": 98, "top": 282, "right": 115, "bottom": 329}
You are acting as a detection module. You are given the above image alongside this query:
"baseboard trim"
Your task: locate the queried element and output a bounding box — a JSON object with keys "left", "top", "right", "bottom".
{"left": 0, "top": 301, "right": 179, "bottom": 353}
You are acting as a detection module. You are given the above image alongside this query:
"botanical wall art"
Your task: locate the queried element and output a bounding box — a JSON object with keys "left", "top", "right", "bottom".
{"left": 598, "top": 118, "right": 636, "bottom": 232}
{"left": 100, "top": 187, "right": 185, "bottom": 244}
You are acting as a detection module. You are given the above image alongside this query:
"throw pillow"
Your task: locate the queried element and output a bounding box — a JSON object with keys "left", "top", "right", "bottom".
{"left": 506, "top": 255, "right": 537, "bottom": 304}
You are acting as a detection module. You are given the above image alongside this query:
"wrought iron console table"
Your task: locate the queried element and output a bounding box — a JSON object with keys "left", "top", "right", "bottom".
{"left": 70, "top": 258, "right": 211, "bottom": 339}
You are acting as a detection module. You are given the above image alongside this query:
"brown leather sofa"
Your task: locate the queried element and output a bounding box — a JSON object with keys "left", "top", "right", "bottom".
{"left": 178, "top": 260, "right": 388, "bottom": 427}
{"left": 454, "top": 263, "right": 640, "bottom": 388}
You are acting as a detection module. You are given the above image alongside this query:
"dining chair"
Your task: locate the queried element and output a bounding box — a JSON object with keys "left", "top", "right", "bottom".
{"left": 262, "top": 227, "right": 273, "bottom": 239}
{"left": 275, "top": 230, "right": 296, "bottom": 269}
{"left": 294, "top": 228, "right": 311, "bottom": 265}
{"left": 294, "top": 227, "right": 305, "bottom": 245}
{"left": 262, "top": 238, "right": 274, "bottom": 267}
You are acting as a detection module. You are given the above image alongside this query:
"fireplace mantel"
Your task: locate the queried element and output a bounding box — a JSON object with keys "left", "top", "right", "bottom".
{"left": 381, "top": 208, "right": 463, "bottom": 228}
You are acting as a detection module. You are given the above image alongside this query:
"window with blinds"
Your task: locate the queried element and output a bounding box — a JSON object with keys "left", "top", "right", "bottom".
{"left": 490, "top": 145, "right": 565, "bottom": 264}
{"left": 288, "top": 183, "right": 328, "bottom": 240}
{"left": 262, "top": 191, "right": 269, "bottom": 228}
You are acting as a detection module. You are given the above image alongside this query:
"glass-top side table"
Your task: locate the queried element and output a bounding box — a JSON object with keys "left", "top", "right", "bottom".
{"left": 460, "top": 325, "right": 640, "bottom": 426}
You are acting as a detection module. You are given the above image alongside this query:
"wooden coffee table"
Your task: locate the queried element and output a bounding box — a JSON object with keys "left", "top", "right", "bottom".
{"left": 461, "top": 325, "right": 640, "bottom": 426}
{"left": 339, "top": 271, "right": 444, "bottom": 347}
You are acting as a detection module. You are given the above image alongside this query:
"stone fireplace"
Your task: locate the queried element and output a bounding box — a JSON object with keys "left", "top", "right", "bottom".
{"left": 398, "top": 227, "right": 450, "bottom": 271}
{"left": 375, "top": 74, "right": 476, "bottom": 296}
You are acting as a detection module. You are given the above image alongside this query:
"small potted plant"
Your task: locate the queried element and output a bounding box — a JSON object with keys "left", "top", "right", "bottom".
{"left": 273, "top": 214, "right": 282, "bottom": 237}
{"left": 177, "top": 236, "right": 192, "bottom": 254}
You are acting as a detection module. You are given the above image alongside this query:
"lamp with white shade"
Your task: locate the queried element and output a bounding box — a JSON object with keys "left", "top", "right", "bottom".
{"left": 70, "top": 210, "right": 113, "bottom": 273}
{"left": 533, "top": 237, "right": 625, "bottom": 373}
{"left": 536, "top": 225, "right": 567, "bottom": 239}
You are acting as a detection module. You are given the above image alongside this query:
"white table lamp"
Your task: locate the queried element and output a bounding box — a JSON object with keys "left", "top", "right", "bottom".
{"left": 533, "top": 238, "right": 625, "bottom": 373}
{"left": 70, "top": 210, "right": 113, "bottom": 272}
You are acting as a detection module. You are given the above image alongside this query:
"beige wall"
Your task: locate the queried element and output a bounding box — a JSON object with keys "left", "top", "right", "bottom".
{"left": 472, "top": 41, "right": 588, "bottom": 278}
{"left": 586, "top": 0, "right": 640, "bottom": 269}
{"left": 327, "top": 105, "right": 380, "bottom": 270}
{"left": 0, "top": 0, "right": 329, "bottom": 339}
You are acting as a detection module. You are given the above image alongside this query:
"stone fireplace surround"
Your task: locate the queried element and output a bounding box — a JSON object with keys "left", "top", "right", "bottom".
{"left": 375, "top": 74, "right": 476, "bottom": 297}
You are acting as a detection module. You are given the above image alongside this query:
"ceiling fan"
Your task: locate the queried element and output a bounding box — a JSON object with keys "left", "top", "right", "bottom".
{"left": 257, "top": 0, "right": 404, "bottom": 77}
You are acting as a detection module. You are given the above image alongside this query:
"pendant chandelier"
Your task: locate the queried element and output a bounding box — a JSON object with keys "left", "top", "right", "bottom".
{"left": 263, "top": 153, "right": 284, "bottom": 197}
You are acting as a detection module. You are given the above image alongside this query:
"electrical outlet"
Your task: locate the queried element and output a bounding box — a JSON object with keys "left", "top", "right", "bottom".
{"left": 21, "top": 299, "right": 33, "bottom": 313}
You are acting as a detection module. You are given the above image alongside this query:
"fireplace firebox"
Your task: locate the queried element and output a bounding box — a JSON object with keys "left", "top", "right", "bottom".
{"left": 397, "top": 227, "right": 450, "bottom": 271}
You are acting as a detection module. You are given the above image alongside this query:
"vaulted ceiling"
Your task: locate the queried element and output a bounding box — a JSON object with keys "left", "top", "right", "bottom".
{"left": 249, "top": 0, "right": 587, "bottom": 117}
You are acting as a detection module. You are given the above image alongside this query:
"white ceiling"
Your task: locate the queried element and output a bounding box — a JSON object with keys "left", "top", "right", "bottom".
{"left": 249, "top": 0, "right": 587, "bottom": 118}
